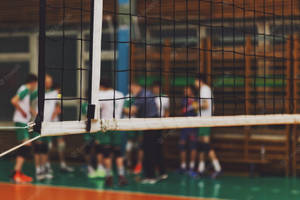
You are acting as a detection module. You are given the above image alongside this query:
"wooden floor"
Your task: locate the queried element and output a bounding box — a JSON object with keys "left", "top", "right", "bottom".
{"left": 0, "top": 182, "right": 218, "bottom": 200}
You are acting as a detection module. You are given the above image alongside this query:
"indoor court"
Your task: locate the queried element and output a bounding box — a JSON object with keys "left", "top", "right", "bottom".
{"left": 1, "top": 0, "right": 300, "bottom": 200}
{"left": 1, "top": 160, "right": 300, "bottom": 200}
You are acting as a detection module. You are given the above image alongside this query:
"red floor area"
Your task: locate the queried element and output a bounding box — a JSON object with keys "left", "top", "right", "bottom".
{"left": 0, "top": 182, "right": 218, "bottom": 200}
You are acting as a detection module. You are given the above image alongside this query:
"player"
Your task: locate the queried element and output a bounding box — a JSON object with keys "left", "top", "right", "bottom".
{"left": 152, "top": 81, "right": 170, "bottom": 118}
{"left": 152, "top": 81, "right": 169, "bottom": 179}
{"left": 51, "top": 83, "right": 74, "bottom": 173}
{"left": 81, "top": 101, "right": 96, "bottom": 176}
{"left": 179, "top": 85, "right": 198, "bottom": 176}
{"left": 123, "top": 81, "right": 161, "bottom": 184}
{"left": 194, "top": 74, "right": 221, "bottom": 178}
{"left": 11, "top": 74, "right": 37, "bottom": 183}
{"left": 31, "top": 74, "right": 59, "bottom": 180}
{"left": 123, "top": 93, "right": 144, "bottom": 175}
{"left": 93, "top": 79, "right": 127, "bottom": 186}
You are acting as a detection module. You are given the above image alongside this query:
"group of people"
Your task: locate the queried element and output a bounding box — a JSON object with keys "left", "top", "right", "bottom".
{"left": 82, "top": 79, "right": 169, "bottom": 186}
{"left": 82, "top": 74, "right": 221, "bottom": 186}
{"left": 10, "top": 72, "right": 221, "bottom": 185}
{"left": 179, "top": 75, "right": 221, "bottom": 179}
{"left": 11, "top": 74, "right": 73, "bottom": 183}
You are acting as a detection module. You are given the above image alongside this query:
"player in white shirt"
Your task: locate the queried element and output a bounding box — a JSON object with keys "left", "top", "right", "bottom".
{"left": 123, "top": 93, "right": 144, "bottom": 174}
{"left": 194, "top": 74, "right": 221, "bottom": 178}
{"left": 152, "top": 81, "right": 169, "bottom": 180}
{"left": 11, "top": 74, "right": 37, "bottom": 183}
{"left": 99, "top": 89, "right": 124, "bottom": 119}
{"left": 92, "top": 79, "right": 127, "bottom": 186}
{"left": 31, "top": 74, "right": 59, "bottom": 180}
{"left": 50, "top": 83, "right": 74, "bottom": 173}
{"left": 152, "top": 82, "right": 170, "bottom": 118}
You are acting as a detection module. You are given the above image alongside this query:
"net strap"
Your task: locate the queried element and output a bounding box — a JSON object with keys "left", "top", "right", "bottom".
{"left": 0, "top": 122, "right": 35, "bottom": 131}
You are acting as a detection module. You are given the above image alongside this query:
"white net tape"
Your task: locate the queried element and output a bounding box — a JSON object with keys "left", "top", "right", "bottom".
{"left": 40, "top": 114, "right": 300, "bottom": 137}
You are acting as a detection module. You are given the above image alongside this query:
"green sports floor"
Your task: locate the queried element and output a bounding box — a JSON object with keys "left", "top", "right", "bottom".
{"left": 1, "top": 160, "right": 300, "bottom": 200}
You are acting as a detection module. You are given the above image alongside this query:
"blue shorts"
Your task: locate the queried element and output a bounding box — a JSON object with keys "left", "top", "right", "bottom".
{"left": 180, "top": 128, "right": 198, "bottom": 150}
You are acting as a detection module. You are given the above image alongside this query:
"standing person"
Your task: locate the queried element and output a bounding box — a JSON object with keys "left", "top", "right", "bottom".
{"left": 123, "top": 82, "right": 162, "bottom": 184}
{"left": 178, "top": 85, "right": 198, "bottom": 176}
{"left": 152, "top": 81, "right": 169, "bottom": 180}
{"left": 81, "top": 101, "right": 96, "bottom": 176}
{"left": 123, "top": 94, "right": 144, "bottom": 175}
{"left": 152, "top": 81, "right": 170, "bottom": 118}
{"left": 123, "top": 94, "right": 135, "bottom": 171}
{"left": 51, "top": 83, "right": 74, "bottom": 173}
{"left": 11, "top": 74, "right": 37, "bottom": 183}
{"left": 94, "top": 79, "right": 127, "bottom": 186}
{"left": 56, "top": 136, "right": 74, "bottom": 172}
{"left": 194, "top": 74, "right": 221, "bottom": 178}
{"left": 31, "top": 74, "right": 59, "bottom": 180}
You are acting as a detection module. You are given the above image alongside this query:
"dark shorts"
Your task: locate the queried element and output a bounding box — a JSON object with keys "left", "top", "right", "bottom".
{"left": 94, "top": 144, "right": 112, "bottom": 157}
{"left": 84, "top": 141, "right": 95, "bottom": 154}
{"left": 180, "top": 128, "right": 198, "bottom": 149}
{"left": 33, "top": 142, "right": 49, "bottom": 154}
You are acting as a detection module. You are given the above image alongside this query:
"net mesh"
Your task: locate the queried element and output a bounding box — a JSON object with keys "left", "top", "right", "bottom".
{"left": 37, "top": 0, "right": 93, "bottom": 123}
{"left": 35, "top": 0, "right": 300, "bottom": 135}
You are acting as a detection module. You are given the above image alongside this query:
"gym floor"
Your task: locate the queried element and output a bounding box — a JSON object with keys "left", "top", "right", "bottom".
{"left": 1, "top": 160, "right": 300, "bottom": 200}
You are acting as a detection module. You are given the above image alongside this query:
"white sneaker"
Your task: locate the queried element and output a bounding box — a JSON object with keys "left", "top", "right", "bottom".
{"left": 45, "top": 165, "right": 53, "bottom": 179}
{"left": 141, "top": 178, "right": 157, "bottom": 184}
{"left": 141, "top": 179, "right": 151, "bottom": 184}
{"left": 36, "top": 172, "right": 45, "bottom": 181}
{"left": 148, "top": 179, "right": 157, "bottom": 184}
{"left": 159, "top": 174, "right": 168, "bottom": 180}
{"left": 45, "top": 172, "right": 53, "bottom": 179}
{"left": 61, "top": 165, "right": 74, "bottom": 173}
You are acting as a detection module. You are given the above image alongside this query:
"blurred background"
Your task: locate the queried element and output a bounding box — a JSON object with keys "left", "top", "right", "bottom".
{"left": 1, "top": 0, "right": 300, "bottom": 177}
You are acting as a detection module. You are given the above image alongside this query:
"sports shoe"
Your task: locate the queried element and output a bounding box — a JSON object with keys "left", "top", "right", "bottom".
{"left": 36, "top": 171, "right": 45, "bottom": 181}
{"left": 118, "top": 175, "right": 128, "bottom": 186}
{"left": 60, "top": 165, "right": 74, "bottom": 173}
{"left": 45, "top": 172, "right": 53, "bottom": 179}
{"left": 105, "top": 176, "right": 113, "bottom": 187}
{"left": 88, "top": 169, "right": 106, "bottom": 178}
{"left": 211, "top": 170, "right": 221, "bottom": 179}
{"left": 177, "top": 168, "right": 187, "bottom": 174}
{"left": 133, "top": 163, "right": 142, "bottom": 174}
{"left": 197, "top": 171, "right": 205, "bottom": 178}
{"left": 13, "top": 171, "right": 33, "bottom": 183}
{"left": 88, "top": 170, "right": 98, "bottom": 178}
{"left": 95, "top": 168, "right": 106, "bottom": 178}
{"left": 141, "top": 178, "right": 157, "bottom": 184}
{"left": 141, "top": 178, "right": 150, "bottom": 184}
{"left": 44, "top": 166, "right": 53, "bottom": 179}
{"left": 20, "top": 172, "right": 33, "bottom": 183}
{"left": 188, "top": 170, "right": 198, "bottom": 178}
{"left": 158, "top": 174, "right": 168, "bottom": 180}
{"left": 45, "top": 164, "right": 53, "bottom": 175}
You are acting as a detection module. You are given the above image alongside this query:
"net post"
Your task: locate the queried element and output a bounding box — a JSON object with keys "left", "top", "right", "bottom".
{"left": 35, "top": 0, "right": 46, "bottom": 133}
{"left": 87, "top": 0, "right": 103, "bottom": 132}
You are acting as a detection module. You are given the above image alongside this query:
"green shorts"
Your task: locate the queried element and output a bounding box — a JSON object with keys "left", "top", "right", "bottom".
{"left": 15, "top": 122, "right": 30, "bottom": 141}
{"left": 95, "top": 131, "right": 112, "bottom": 145}
{"left": 31, "top": 131, "right": 52, "bottom": 143}
{"left": 83, "top": 133, "right": 95, "bottom": 142}
{"left": 111, "top": 132, "right": 123, "bottom": 147}
{"left": 95, "top": 131, "right": 124, "bottom": 147}
{"left": 198, "top": 127, "right": 211, "bottom": 137}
